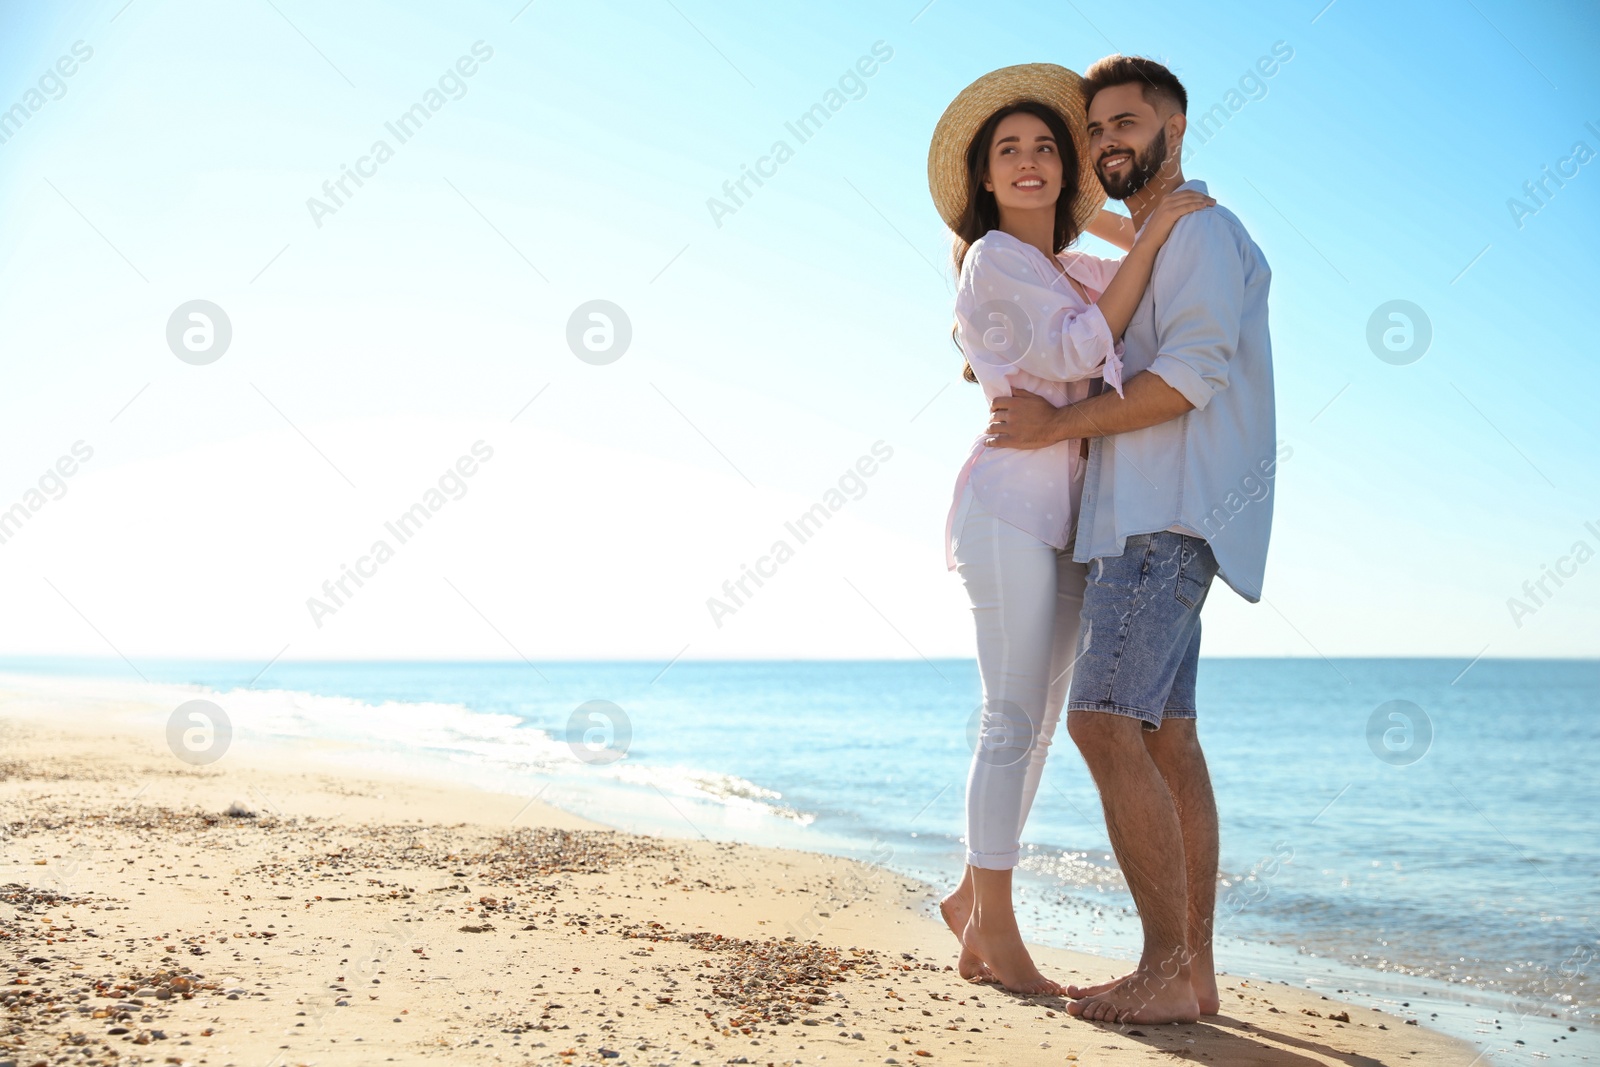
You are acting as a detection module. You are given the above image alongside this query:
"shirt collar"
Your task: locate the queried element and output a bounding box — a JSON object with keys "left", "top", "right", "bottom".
{"left": 1132, "top": 178, "right": 1208, "bottom": 237}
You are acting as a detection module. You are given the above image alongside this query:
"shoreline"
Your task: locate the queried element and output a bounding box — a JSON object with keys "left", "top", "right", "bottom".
{"left": 0, "top": 673, "right": 1501, "bottom": 1066}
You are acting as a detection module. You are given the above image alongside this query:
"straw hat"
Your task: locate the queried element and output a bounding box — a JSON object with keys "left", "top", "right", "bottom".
{"left": 927, "top": 63, "right": 1105, "bottom": 234}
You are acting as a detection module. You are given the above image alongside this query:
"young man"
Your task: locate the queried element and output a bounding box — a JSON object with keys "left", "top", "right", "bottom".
{"left": 984, "top": 54, "right": 1278, "bottom": 1025}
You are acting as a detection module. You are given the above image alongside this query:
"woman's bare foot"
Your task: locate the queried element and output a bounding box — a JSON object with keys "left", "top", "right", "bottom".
{"left": 961, "top": 917, "right": 1061, "bottom": 995}
{"left": 938, "top": 888, "right": 994, "bottom": 982}
{"left": 1066, "top": 967, "right": 1199, "bottom": 1024}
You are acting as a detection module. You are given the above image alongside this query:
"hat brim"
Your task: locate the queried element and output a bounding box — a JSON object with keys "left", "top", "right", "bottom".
{"left": 927, "top": 63, "right": 1106, "bottom": 237}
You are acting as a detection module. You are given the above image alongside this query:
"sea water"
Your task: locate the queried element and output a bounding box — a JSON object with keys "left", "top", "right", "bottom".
{"left": 5, "top": 655, "right": 1594, "bottom": 1062}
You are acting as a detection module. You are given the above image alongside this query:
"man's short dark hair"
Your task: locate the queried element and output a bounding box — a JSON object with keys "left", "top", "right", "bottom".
{"left": 1082, "top": 54, "right": 1187, "bottom": 116}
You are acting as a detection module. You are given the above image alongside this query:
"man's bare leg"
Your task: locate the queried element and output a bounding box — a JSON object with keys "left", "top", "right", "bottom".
{"left": 1063, "top": 710, "right": 1199, "bottom": 1024}
{"left": 1071, "top": 722, "right": 1220, "bottom": 1012}
{"left": 1144, "top": 720, "right": 1219, "bottom": 1013}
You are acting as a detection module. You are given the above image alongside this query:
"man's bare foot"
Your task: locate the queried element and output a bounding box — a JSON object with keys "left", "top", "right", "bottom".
{"left": 938, "top": 891, "right": 993, "bottom": 982}
{"left": 1066, "top": 971, "right": 1130, "bottom": 1000}
{"left": 961, "top": 918, "right": 1061, "bottom": 995}
{"left": 1190, "top": 947, "right": 1220, "bottom": 1015}
{"left": 1066, "top": 967, "right": 1199, "bottom": 1024}
{"left": 1068, "top": 967, "right": 1219, "bottom": 1015}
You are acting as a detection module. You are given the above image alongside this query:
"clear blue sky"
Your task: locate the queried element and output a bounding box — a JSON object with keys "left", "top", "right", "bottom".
{"left": 0, "top": 0, "right": 1596, "bottom": 663}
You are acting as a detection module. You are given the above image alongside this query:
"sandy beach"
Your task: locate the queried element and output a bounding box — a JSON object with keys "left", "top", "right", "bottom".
{"left": 0, "top": 675, "right": 1482, "bottom": 1067}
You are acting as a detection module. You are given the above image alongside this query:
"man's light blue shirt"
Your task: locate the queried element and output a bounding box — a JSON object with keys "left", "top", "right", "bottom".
{"left": 1074, "top": 180, "right": 1279, "bottom": 602}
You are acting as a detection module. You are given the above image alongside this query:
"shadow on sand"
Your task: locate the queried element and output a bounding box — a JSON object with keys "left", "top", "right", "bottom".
{"left": 1028, "top": 998, "right": 1402, "bottom": 1066}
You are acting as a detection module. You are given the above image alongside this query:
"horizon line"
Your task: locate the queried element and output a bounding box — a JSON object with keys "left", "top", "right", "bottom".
{"left": 1, "top": 654, "right": 1595, "bottom": 666}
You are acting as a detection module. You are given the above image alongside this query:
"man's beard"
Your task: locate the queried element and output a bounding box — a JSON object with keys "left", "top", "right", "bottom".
{"left": 1097, "top": 128, "right": 1167, "bottom": 200}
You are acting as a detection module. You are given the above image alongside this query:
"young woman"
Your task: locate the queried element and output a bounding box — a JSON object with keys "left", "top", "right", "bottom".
{"left": 925, "top": 64, "right": 1213, "bottom": 994}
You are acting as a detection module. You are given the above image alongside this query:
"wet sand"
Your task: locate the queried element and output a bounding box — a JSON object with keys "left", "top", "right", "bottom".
{"left": 0, "top": 677, "right": 1481, "bottom": 1066}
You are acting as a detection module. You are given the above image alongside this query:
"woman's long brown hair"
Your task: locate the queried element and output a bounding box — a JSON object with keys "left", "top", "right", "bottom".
{"left": 951, "top": 101, "right": 1083, "bottom": 383}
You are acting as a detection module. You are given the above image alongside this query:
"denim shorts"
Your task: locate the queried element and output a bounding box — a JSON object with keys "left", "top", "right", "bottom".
{"left": 1066, "top": 531, "right": 1219, "bottom": 729}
